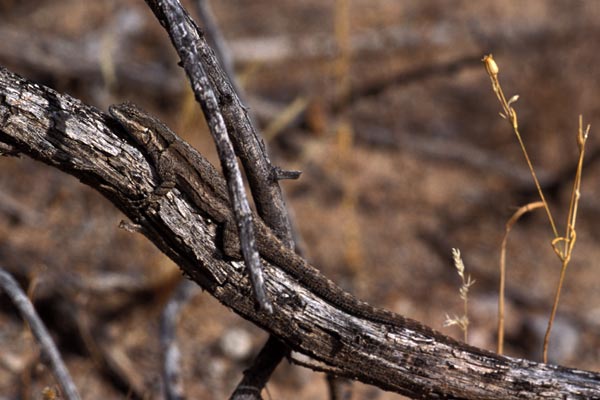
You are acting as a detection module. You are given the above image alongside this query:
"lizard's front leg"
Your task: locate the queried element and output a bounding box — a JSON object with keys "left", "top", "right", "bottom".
{"left": 222, "top": 221, "right": 243, "bottom": 260}
{"left": 135, "top": 153, "right": 178, "bottom": 213}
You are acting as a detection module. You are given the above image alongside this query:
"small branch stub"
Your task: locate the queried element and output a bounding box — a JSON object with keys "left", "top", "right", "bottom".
{"left": 272, "top": 166, "right": 302, "bottom": 181}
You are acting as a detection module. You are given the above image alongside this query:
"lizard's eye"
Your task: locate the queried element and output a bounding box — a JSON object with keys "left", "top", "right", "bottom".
{"left": 139, "top": 128, "right": 152, "bottom": 145}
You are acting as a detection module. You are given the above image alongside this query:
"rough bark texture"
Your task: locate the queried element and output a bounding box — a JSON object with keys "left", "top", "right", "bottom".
{"left": 145, "top": 2, "right": 296, "bottom": 397}
{"left": 0, "top": 66, "right": 599, "bottom": 399}
{"left": 145, "top": 0, "right": 295, "bottom": 248}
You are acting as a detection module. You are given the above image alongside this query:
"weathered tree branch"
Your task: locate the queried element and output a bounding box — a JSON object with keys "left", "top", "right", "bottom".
{"left": 1, "top": 66, "right": 599, "bottom": 398}
{"left": 192, "top": 0, "right": 242, "bottom": 102}
{"left": 146, "top": 1, "right": 297, "bottom": 397}
{"left": 144, "top": 0, "right": 295, "bottom": 248}
{"left": 146, "top": 0, "right": 272, "bottom": 313}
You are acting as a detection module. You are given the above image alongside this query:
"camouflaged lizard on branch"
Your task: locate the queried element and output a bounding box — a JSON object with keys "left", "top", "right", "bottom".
{"left": 108, "top": 102, "right": 449, "bottom": 339}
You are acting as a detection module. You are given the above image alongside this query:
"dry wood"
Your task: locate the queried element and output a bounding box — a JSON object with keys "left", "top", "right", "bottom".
{"left": 141, "top": 0, "right": 271, "bottom": 313}
{"left": 144, "top": 1, "right": 297, "bottom": 398}
{"left": 1, "top": 66, "right": 599, "bottom": 399}
{"left": 144, "top": 0, "right": 295, "bottom": 248}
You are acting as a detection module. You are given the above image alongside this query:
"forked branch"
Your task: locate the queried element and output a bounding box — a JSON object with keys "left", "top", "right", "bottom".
{"left": 1, "top": 66, "right": 599, "bottom": 399}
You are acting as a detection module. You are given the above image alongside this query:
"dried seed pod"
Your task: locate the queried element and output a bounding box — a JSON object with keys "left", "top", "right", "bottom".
{"left": 482, "top": 54, "right": 499, "bottom": 77}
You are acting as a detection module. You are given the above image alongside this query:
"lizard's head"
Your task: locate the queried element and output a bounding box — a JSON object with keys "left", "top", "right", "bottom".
{"left": 109, "top": 102, "right": 170, "bottom": 152}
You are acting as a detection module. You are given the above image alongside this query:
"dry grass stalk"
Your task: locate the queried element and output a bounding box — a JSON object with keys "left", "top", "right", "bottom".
{"left": 444, "top": 248, "right": 475, "bottom": 342}
{"left": 483, "top": 54, "right": 590, "bottom": 362}
{"left": 482, "top": 54, "right": 558, "bottom": 238}
{"left": 334, "top": 0, "right": 350, "bottom": 104}
{"left": 497, "top": 201, "right": 544, "bottom": 354}
{"left": 263, "top": 96, "right": 309, "bottom": 141}
{"left": 543, "top": 116, "right": 589, "bottom": 362}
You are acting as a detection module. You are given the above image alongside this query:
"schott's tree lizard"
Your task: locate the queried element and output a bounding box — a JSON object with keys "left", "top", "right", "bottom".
{"left": 108, "top": 102, "right": 445, "bottom": 336}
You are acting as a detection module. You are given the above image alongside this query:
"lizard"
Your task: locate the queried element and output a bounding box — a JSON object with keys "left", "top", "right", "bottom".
{"left": 108, "top": 101, "right": 454, "bottom": 339}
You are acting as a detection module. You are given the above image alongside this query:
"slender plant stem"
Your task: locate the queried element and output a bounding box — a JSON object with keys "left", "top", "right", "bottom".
{"left": 484, "top": 55, "right": 590, "bottom": 361}
{"left": 510, "top": 125, "right": 559, "bottom": 239}
{"left": 543, "top": 117, "right": 588, "bottom": 363}
{"left": 543, "top": 258, "right": 568, "bottom": 363}
{"left": 498, "top": 202, "right": 544, "bottom": 354}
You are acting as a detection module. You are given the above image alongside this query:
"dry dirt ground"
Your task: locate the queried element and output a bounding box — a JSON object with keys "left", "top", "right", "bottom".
{"left": 0, "top": 1, "right": 599, "bottom": 399}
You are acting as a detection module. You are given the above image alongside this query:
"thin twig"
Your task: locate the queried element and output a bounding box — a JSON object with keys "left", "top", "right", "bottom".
{"left": 228, "top": 336, "right": 288, "bottom": 400}
{"left": 191, "top": 0, "right": 243, "bottom": 100}
{"left": 160, "top": 279, "right": 198, "bottom": 400}
{"left": 0, "top": 267, "right": 81, "bottom": 400}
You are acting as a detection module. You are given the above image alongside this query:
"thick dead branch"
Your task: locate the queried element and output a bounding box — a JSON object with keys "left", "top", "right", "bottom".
{"left": 1, "top": 66, "right": 599, "bottom": 399}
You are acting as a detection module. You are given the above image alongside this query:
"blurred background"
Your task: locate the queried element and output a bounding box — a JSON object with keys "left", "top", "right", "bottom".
{"left": 0, "top": 1, "right": 599, "bottom": 398}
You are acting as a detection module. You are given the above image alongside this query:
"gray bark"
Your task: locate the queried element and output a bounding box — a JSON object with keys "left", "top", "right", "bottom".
{"left": 0, "top": 66, "right": 599, "bottom": 399}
